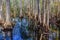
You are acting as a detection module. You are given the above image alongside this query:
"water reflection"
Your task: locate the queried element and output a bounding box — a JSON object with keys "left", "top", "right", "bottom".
{"left": 49, "top": 31, "right": 57, "bottom": 40}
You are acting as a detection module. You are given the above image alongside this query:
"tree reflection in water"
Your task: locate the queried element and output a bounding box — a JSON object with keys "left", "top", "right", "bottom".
{"left": 12, "top": 18, "right": 32, "bottom": 40}
{"left": 0, "top": 27, "right": 4, "bottom": 40}
{"left": 49, "top": 31, "right": 57, "bottom": 40}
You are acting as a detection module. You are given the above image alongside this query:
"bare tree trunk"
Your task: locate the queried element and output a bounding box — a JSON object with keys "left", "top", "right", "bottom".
{"left": 19, "top": 0, "right": 22, "bottom": 17}
{"left": 38, "top": 0, "right": 41, "bottom": 23}
{"left": 0, "top": 0, "right": 4, "bottom": 23}
{"left": 47, "top": 0, "right": 50, "bottom": 29}
{"left": 31, "top": 0, "right": 37, "bottom": 19}
{"left": 33, "top": 0, "right": 35, "bottom": 15}
{"left": 35, "top": 0, "right": 38, "bottom": 19}
{"left": 0, "top": 0, "right": 2, "bottom": 20}
{"left": 4, "top": 0, "right": 11, "bottom": 27}
{"left": 43, "top": 0, "right": 46, "bottom": 26}
{"left": 46, "top": 1, "right": 50, "bottom": 40}
{"left": 40, "top": 34, "right": 43, "bottom": 40}
{"left": 57, "top": 0, "right": 60, "bottom": 19}
{"left": 27, "top": 0, "right": 31, "bottom": 17}
{"left": 13, "top": 0, "right": 17, "bottom": 18}
{"left": 6, "top": 0, "right": 10, "bottom": 22}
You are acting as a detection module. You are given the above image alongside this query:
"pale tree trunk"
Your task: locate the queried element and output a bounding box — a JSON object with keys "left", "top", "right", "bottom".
{"left": 40, "top": 34, "right": 43, "bottom": 40}
{"left": 52, "top": 0, "right": 55, "bottom": 17}
{"left": 46, "top": 0, "right": 50, "bottom": 30}
{"left": 39, "top": 1, "right": 42, "bottom": 23}
{"left": 0, "top": 0, "right": 2, "bottom": 20}
{"left": 27, "top": 0, "right": 31, "bottom": 17}
{"left": 32, "top": 0, "right": 35, "bottom": 15}
{"left": 46, "top": 0, "right": 50, "bottom": 40}
{"left": 33, "top": 0, "right": 38, "bottom": 19}
{"left": 57, "top": 0, "right": 60, "bottom": 19}
{"left": 30, "top": 0, "right": 33, "bottom": 13}
{"left": 35, "top": 0, "right": 38, "bottom": 19}
{"left": 43, "top": 0, "right": 46, "bottom": 26}
{"left": 19, "top": 0, "right": 22, "bottom": 17}
{"left": 4, "top": 0, "right": 11, "bottom": 27}
{"left": 24, "top": 0, "right": 30, "bottom": 7}
{"left": 49, "top": 0, "right": 53, "bottom": 20}
{"left": 32, "top": 0, "right": 36, "bottom": 20}
{"left": 38, "top": 0, "right": 41, "bottom": 23}
{"left": 24, "top": 0, "right": 31, "bottom": 16}
{"left": 0, "top": 0, "right": 4, "bottom": 23}
{"left": 13, "top": 0, "right": 17, "bottom": 17}
{"left": 6, "top": 0, "right": 10, "bottom": 22}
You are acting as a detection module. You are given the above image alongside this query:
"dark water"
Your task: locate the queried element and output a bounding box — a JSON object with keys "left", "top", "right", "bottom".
{"left": 0, "top": 18, "right": 30, "bottom": 40}
{"left": 12, "top": 18, "right": 32, "bottom": 40}
{"left": 0, "top": 18, "right": 58, "bottom": 40}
